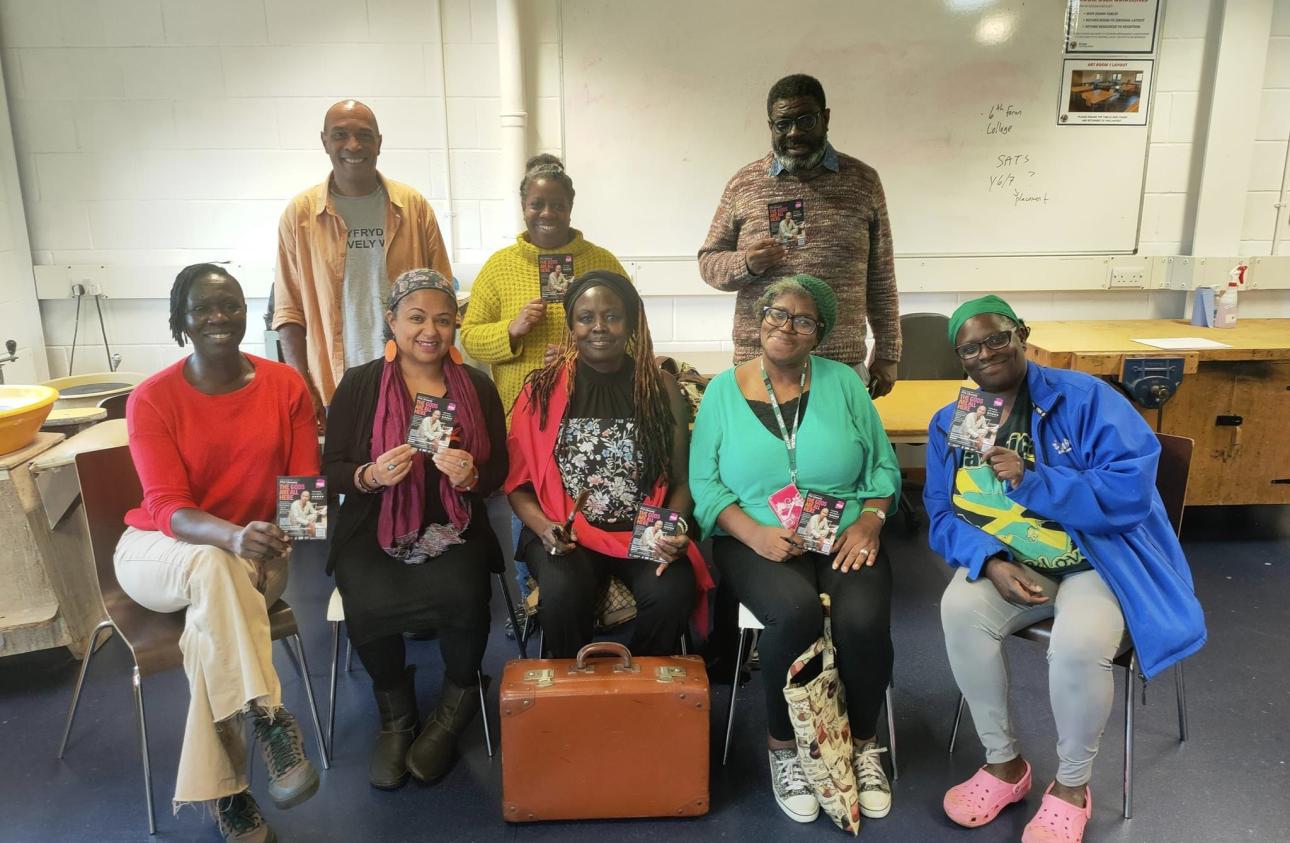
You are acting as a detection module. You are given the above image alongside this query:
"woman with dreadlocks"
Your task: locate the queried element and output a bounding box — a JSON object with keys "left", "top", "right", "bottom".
{"left": 505, "top": 270, "right": 714, "bottom": 658}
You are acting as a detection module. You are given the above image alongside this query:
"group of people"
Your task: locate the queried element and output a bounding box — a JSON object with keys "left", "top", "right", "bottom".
{"left": 111, "top": 73, "right": 1206, "bottom": 843}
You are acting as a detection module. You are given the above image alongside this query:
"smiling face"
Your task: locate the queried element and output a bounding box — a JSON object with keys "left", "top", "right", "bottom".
{"left": 759, "top": 291, "right": 820, "bottom": 368}
{"left": 769, "top": 96, "right": 830, "bottom": 171}
{"left": 385, "top": 288, "right": 457, "bottom": 366}
{"left": 956, "top": 313, "right": 1030, "bottom": 394}
{"left": 569, "top": 285, "right": 629, "bottom": 372}
{"left": 523, "top": 176, "right": 573, "bottom": 249}
{"left": 183, "top": 273, "right": 247, "bottom": 355}
{"left": 321, "top": 101, "right": 382, "bottom": 191}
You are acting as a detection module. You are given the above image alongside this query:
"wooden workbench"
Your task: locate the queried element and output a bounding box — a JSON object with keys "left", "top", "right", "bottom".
{"left": 1026, "top": 319, "right": 1290, "bottom": 506}
{"left": 875, "top": 379, "right": 965, "bottom": 443}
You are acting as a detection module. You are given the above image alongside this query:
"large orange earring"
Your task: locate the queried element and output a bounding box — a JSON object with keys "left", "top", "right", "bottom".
{"left": 448, "top": 346, "right": 463, "bottom": 365}
{"left": 383, "top": 339, "right": 397, "bottom": 362}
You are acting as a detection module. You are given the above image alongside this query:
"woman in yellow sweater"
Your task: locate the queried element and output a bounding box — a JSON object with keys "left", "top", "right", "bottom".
{"left": 461, "top": 154, "right": 627, "bottom": 417}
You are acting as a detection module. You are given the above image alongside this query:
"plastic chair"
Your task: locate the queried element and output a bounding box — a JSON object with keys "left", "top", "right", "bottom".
{"left": 947, "top": 433, "right": 1194, "bottom": 820}
{"left": 896, "top": 313, "right": 964, "bottom": 381}
{"left": 58, "top": 446, "right": 329, "bottom": 835}
{"left": 722, "top": 603, "right": 898, "bottom": 779}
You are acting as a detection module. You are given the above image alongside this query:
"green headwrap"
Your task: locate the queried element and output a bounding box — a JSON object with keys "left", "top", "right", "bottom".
{"left": 947, "top": 295, "right": 1025, "bottom": 345}
{"left": 759, "top": 273, "right": 838, "bottom": 342}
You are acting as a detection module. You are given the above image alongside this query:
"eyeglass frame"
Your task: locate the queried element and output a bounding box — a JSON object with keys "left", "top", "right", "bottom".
{"left": 768, "top": 111, "right": 822, "bottom": 136}
{"left": 954, "top": 329, "right": 1019, "bottom": 359}
{"left": 761, "top": 305, "right": 821, "bottom": 335}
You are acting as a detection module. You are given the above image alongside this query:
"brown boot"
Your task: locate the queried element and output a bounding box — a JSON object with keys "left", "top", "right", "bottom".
{"left": 215, "top": 791, "right": 277, "bottom": 843}
{"left": 404, "top": 674, "right": 481, "bottom": 784}
{"left": 369, "top": 667, "right": 418, "bottom": 789}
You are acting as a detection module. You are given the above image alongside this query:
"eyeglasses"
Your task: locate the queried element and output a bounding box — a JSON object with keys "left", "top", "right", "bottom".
{"left": 955, "top": 330, "right": 1015, "bottom": 359}
{"left": 762, "top": 306, "right": 820, "bottom": 335}
{"left": 769, "top": 112, "right": 822, "bottom": 135}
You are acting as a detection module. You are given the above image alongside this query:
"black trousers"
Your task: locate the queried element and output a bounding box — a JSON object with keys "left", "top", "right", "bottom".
{"left": 713, "top": 536, "right": 893, "bottom": 742}
{"left": 521, "top": 528, "right": 695, "bottom": 659}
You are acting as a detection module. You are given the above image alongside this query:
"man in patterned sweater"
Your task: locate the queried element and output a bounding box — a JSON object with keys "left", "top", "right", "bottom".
{"left": 698, "top": 74, "right": 902, "bottom": 397}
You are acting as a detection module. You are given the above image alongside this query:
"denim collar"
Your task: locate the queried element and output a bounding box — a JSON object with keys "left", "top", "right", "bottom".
{"left": 768, "top": 143, "right": 839, "bottom": 176}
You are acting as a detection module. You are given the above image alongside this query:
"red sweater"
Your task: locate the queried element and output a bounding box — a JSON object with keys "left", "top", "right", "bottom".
{"left": 125, "top": 355, "right": 319, "bottom": 537}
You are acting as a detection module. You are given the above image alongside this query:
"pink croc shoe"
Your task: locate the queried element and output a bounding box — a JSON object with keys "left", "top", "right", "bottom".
{"left": 943, "top": 761, "right": 1032, "bottom": 828}
{"left": 1021, "top": 783, "right": 1092, "bottom": 843}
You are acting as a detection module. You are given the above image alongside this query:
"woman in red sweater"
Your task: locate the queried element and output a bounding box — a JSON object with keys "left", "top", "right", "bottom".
{"left": 115, "top": 264, "right": 321, "bottom": 842}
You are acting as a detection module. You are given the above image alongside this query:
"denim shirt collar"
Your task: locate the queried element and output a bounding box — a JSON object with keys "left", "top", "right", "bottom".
{"left": 768, "top": 143, "right": 839, "bottom": 176}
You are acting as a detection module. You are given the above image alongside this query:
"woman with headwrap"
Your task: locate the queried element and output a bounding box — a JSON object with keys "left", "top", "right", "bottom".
{"left": 322, "top": 269, "right": 508, "bottom": 790}
{"left": 689, "top": 274, "right": 901, "bottom": 826}
{"left": 505, "top": 270, "right": 714, "bottom": 660}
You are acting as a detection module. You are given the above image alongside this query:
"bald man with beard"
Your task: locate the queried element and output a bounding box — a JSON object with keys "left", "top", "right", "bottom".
{"left": 273, "top": 99, "right": 452, "bottom": 430}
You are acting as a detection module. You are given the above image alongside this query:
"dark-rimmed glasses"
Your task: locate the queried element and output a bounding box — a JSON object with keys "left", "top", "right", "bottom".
{"left": 762, "top": 306, "right": 820, "bottom": 335}
{"left": 955, "top": 330, "right": 1015, "bottom": 359}
{"left": 769, "top": 112, "right": 822, "bottom": 135}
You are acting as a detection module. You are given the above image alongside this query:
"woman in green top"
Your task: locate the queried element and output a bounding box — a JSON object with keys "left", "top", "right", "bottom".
{"left": 689, "top": 275, "right": 901, "bottom": 826}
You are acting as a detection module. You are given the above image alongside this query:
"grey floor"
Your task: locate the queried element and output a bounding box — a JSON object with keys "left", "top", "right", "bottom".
{"left": 2, "top": 499, "right": 1287, "bottom": 842}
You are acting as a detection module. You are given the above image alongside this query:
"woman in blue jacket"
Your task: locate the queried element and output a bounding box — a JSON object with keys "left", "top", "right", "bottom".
{"left": 926, "top": 296, "right": 1205, "bottom": 843}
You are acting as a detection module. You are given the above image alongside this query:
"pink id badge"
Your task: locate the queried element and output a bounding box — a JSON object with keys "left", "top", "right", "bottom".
{"left": 768, "top": 483, "right": 804, "bottom": 530}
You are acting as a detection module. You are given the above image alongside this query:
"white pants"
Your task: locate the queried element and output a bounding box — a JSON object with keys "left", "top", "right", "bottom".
{"left": 940, "top": 565, "right": 1126, "bottom": 787}
{"left": 114, "top": 527, "right": 289, "bottom": 806}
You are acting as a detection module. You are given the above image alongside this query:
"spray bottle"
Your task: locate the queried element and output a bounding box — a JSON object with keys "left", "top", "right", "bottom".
{"left": 1214, "top": 263, "right": 1246, "bottom": 329}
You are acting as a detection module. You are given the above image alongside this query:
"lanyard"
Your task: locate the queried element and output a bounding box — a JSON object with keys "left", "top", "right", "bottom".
{"left": 761, "top": 358, "right": 808, "bottom": 487}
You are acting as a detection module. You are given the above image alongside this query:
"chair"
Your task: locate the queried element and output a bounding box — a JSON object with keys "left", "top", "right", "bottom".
{"left": 58, "top": 446, "right": 329, "bottom": 836}
{"left": 947, "top": 433, "right": 1194, "bottom": 820}
{"left": 723, "top": 603, "right": 899, "bottom": 780}
{"left": 97, "top": 392, "right": 129, "bottom": 421}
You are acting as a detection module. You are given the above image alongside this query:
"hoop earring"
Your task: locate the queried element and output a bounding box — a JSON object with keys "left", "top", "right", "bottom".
{"left": 383, "top": 339, "right": 398, "bottom": 362}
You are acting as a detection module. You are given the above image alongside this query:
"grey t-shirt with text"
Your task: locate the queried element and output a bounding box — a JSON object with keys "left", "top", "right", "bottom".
{"left": 333, "top": 186, "right": 389, "bottom": 370}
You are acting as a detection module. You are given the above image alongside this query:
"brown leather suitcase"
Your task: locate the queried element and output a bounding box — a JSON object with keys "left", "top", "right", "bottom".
{"left": 500, "top": 642, "right": 710, "bottom": 822}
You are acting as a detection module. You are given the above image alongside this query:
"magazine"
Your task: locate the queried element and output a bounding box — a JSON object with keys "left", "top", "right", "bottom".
{"left": 794, "top": 491, "right": 845, "bottom": 554}
{"left": 538, "top": 253, "right": 575, "bottom": 302}
{"left": 406, "top": 393, "right": 456, "bottom": 453}
{"left": 628, "top": 505, "right": 683, "bottom": 563}
{"left": 277, "top": 476, "right": 327, "bottom": 540}
{"left": 768, "top": 199, "right": 806, "bottom": 247}
{"left": 947, "top": 387, "right": 1005, "bottom": 453}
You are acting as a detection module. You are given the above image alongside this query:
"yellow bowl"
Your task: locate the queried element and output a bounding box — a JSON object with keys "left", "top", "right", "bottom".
{"left": 0, "top": 384, "right": 59, "bottom": 455}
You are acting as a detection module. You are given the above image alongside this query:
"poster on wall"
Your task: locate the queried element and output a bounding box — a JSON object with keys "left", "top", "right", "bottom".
{"left": 1065, "top": 0, "right": 1160, "bottom": 53}
{"left": 1057, "top": 59, "right": 1152, "bottom": 126}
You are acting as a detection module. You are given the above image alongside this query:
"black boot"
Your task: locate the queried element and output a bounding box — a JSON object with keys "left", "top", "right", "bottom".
{"left": 405, "top": 674, "right": 481, "bottom": 784}
{"left": 369, "top": 667, "right": 418, "bottom": 790}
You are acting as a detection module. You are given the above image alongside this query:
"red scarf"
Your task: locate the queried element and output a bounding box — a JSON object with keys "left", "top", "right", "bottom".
{"left": 504, "top": 364, "right": 714, "bottom": 631}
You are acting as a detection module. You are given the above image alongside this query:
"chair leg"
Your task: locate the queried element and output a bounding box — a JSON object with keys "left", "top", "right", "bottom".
{"left": 132, "top": 666, "right": 157, "bottom": 836}
{"left": 286, "top": 634, "right": 331, "bottom": 769}
{"left": 1123, "top": 656, "right": 1135, "bottom": 820}
{"left": 58, "top": 620, "right": 113, "bottom": 758}
{"left": 722, "top": 627, "right": 750, "bottom": 766}
{"left": 680, "top": 633, "right": 688, "bottom": 656}
{"left": 538, "top": 627, "right": 545, "bottom": 660}
{"left": 495, "top": 572, "right": 528, "bottom": 659}
{"left": 1174, "top": 661, "right": 1189, "bottom": 742}
{"left": 885, "top": 683, "right": 898, "bottom": 781}
{"left": 949, "top": 694, "right": 966, "bottom": 754}
{"left": 328, "top": 621, "right": 340, "bottom": 755}
{"left": 345, "top": 640, "right": 353, "bottom": 672}
{"left": 478, "top": 670, "right": 494, "bottom": 758}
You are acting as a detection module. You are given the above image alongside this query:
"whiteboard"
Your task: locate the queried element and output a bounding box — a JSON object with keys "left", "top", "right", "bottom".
{"left": 560, "top": 0, "right": 1154, "bottom": 258}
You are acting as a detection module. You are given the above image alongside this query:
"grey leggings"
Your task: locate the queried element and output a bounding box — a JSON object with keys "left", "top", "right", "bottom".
{"left": 940, "top": 565, "right": 1125, "bottom": 787}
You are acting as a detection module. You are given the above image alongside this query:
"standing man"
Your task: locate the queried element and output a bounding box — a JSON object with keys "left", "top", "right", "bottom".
{"left": 273, "top": 99, "right": 452, "bottom": 428}
{"left": 698, "top": 74, "right": 902, "bottom": 397}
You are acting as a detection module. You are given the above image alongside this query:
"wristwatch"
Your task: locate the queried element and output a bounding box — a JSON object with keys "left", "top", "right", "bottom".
{"left": 861, "top": 506, "right": 887, "bottom": 522}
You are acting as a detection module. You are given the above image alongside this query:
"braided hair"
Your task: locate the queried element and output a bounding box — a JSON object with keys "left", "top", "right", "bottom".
{"left": 168, "top": 263, "right": 238, "bottom": 346}
{"left": 524, "top": 284, "right": 676, "bottom": 488}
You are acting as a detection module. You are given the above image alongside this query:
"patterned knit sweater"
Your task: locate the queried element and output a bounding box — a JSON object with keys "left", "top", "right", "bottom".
{"left": 460, "top": 230, "right": 626, "bottom": 418}
{"left": 697, "top": 150, "right": 901, "bottom": 365}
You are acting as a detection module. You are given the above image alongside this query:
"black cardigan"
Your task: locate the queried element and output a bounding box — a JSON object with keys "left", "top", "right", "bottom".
{"left": 322, "top": 358, "right": 509, "bottom": 574}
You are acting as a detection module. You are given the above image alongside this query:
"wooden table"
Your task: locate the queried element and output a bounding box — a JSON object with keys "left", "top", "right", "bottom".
{"left": 1082, "top": 90, "right": 1114, "bottom": 107}
{"left": 875, "top": 379, "right": 965, "bottom": 444}
{"left": 1026, "top": 319, "right": 1290, "bottom": 506}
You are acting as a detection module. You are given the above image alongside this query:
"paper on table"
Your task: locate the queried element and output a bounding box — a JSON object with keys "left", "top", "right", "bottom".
{"left": 1131, "top": 337, "right": 1232, "bottom": 350}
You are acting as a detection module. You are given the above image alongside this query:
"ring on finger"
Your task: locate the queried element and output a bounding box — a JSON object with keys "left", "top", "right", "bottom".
{"left": 386, "top": 462, "right": 397, "bottom": 471}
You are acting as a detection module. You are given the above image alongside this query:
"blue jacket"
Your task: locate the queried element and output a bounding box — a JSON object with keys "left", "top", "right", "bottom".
{"left": 923, "top": 363, "right": 1206, "bottom": 679}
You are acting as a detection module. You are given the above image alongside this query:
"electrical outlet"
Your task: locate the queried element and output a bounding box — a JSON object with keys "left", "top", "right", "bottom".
{"left": 1108, "top": 266, "right": 1146, "bottom": 288}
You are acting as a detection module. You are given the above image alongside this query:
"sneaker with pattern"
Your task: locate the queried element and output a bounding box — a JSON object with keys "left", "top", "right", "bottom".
{"left": 854, "top": 742, "right": 892, "bottom": 818}
{"left": 768, "top": 747, "right": 819, "bottom": 823}
{"left": 215, "top": 791, "right": 276, "bottom": 843}
{"left": 251, "top": 707, "right": 319, "bottom": 810}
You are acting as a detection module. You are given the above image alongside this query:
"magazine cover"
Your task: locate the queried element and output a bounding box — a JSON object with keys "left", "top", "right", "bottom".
{"left": 768, "top": 199, "right": 806, "bottom": 246}
{"left": 947, "top": 387, "right": 1005, "bottom": 453}
{"left": 794, "top": 491, "right": 845, "bottom": 554}
{"left": 628, "top": 505, "right": 683, "bottom": 563}
{"left": 277, "top": 476, "right": 327, "bottom": 540}
{"left": 538, "top": 253, "right": 575, "bottom": 302}
{"left": 406, "top": 393, "right": 457, "bottom": 453}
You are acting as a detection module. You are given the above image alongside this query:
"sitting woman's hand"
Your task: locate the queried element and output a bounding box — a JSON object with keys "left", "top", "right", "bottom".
{"left": 830, "top": 514, "right": 882, "bottom": 572}
{"left": 982, "top": 445, "right": 1025, "bottom": 490}
{"left": 539, "top": 520, "right": 578, "bottom": 556}
{"left": 651, "top": 532, "right": 690, "bottom": 576}
{"left": 372, "top": 443, "right": 416, "bottom": 487}
{"left": 432, "top": 446, "right": 476, "bottom": 489}
{"left": 984, "top": 556, "right": 1050, "bottom": 605}
{"left": 747, "top": 525, "right": 804, "bottom": 562}
{"left": 230, "top": 522, "right": 289, "bottom": 589}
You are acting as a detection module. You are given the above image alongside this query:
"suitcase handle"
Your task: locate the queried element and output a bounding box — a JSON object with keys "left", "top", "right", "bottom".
{"left": 574, "top": 642, "right": 634, "bottom": 671}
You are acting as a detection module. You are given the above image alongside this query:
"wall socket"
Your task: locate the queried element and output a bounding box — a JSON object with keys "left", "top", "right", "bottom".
{"left": 1107, "top": 266, "right": 1147, "bottom": 288}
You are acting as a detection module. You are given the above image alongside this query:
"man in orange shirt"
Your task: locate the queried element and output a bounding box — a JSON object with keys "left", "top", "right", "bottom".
{"left": 273, "top": 99, "right": 452, "bottom": 429}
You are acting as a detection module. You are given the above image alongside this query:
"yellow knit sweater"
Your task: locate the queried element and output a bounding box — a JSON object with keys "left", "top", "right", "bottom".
{"left": 461, "top": 230, "right": 626, "bottom": 418}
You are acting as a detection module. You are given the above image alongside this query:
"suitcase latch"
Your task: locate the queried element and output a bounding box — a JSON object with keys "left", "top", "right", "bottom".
{"left": 522, "top": 668, "right": 554, "bottom": 688}
{"left": 655, "top": 666, "right": 687, "bottom": 683}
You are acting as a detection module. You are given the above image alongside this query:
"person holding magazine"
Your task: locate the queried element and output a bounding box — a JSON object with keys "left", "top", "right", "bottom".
{"left": 505, "top": 270, "right": 714, "bottom": 659}
{"left": 115, "top": 264, "right": 322, "bottom": 842}
{"left": 689, "top": 274, "right": 901, "bottom": 826}
{"left": 322, "top": 269, "right": 509, "bottom": 790}
{"left": 927, "top": 296, "right": 1206, "bottom": 843}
